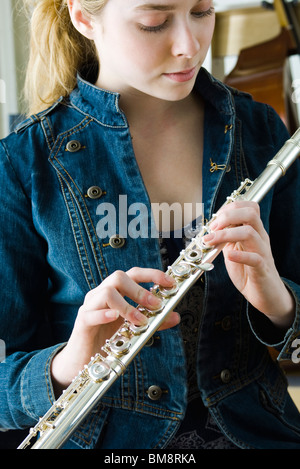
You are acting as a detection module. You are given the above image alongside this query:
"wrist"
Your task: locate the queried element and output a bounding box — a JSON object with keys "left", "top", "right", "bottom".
{"left": 50, "top": 343, "right": 86, "bottom": 397}
{"left": 50, "top": 347, "right": 72, "bottom": 397}
{"left": 264, "top": 286, "right": 295, "bottom": 329}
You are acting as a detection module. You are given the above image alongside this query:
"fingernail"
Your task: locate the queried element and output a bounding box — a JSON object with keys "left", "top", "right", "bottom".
{"left": 164, "top": 274, "right": 175, "bottom": 284}
{"left": 134, "top": 309, "right": 148, "bottom": 324}
{"left": 203, "top": 232, "right": 215, "bottom": 243}
{"left": 147, "top": 294, "right": 162, "bottom": 306}
{"left": 209, "top": 220, "right": 218, "bottom": 231}
{"left": 105, "top": 310, "right": 120, "bottom": 319}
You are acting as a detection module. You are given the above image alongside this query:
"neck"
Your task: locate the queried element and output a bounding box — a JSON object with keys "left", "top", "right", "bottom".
{"left": 119, "top": 91, "right": 201, "bottom": 132}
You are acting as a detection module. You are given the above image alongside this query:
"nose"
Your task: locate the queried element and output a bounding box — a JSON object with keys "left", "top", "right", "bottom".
{"left": 171, "top": 21, "right": 200, "bottom": 58}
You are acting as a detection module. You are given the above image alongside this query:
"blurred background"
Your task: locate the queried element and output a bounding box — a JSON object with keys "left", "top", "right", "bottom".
{"left": 0, "top": 0, "right": 29, "bottom": 139}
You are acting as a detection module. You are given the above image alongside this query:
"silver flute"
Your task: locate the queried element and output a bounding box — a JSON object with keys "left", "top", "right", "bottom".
{"left": 18, "top": 128, "right": 300, "bottom": 449}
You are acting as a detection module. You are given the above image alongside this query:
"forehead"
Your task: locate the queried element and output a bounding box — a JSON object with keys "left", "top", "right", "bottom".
{"left": 129, "top": 0, "right": 204, "bottom": 10}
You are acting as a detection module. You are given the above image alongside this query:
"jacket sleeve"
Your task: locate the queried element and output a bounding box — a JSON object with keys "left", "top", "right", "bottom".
{"left": 0, "top": 139, "right": 61, "bottom": 429}
{"left": 247, "top": 107, "right": 300, "bottom": 361}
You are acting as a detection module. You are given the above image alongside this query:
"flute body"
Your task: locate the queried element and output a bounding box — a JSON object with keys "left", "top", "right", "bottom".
{"left": 18, "top": 128, "right": 300, "bottom": 449}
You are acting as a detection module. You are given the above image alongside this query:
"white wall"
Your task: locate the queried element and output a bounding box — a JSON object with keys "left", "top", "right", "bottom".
{"left": 0, "top": 0, "right": 29, "bottom": 139}
{"left": 0, "top": 0, "right": 18, "bottom": 139}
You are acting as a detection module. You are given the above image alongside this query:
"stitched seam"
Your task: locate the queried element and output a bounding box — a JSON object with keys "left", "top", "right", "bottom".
{"left": 134, "top": 357, "right": 140, "bottom": 403}
{"left": 70, "top": 100, "right": 127, "bottom": 129}
{"left": 45, "top": 116, "right": 55, "bottom": 147}
{"left": 50, "top": 116, "right": 91, "bottom": 142}
{"left": 127, "top": 363, "right": 131, "bottom": 408}
{"left": 20, "top": 347, "right": 61, "bottom": 420}
{"left": 50, "top": 123, "right": 108, "bottom": 280}
{"left": 102, "top": 395, "right": 183, "bottom": 418}
{"left": 40, "top": 119, "right": 53, "bottom": 152}
{"left": 72, "top": 409, "right": 101, "bottom": 445}
{"left": 154, "top": 420, "right": 180, "bottom": 449}
{"left": 20, "top": 360, "right": 38, "bottom": 419}
{"left": 69, "top": 189, "right": 97, "bottom": 288}
{"left": 44, "top": 351, "right": 55, "bottom": 405}
{"left": 69, "top": 77, "right": 128, "bottom": 128}
{"left": 55, "top": 166, "right": 107, "bottom": 282}
{"left": 209, "top": 407, "right": 252, "bottom": 448}
{"left": 205, "top": 351, "right": 269, "bottom": 406}
{"left": 138, "top": 354, "right": 145, "bottom": 403}
{"left": 57, "top": 174, "right": 93, "bottom": 289}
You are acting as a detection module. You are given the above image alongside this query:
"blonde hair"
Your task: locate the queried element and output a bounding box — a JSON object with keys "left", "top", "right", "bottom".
{"left": 23, "top": 0, "right": 107, "bottom": 115}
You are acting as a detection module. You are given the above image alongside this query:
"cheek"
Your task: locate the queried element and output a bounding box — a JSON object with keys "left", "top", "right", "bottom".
{"left": 122, "top": 36, "right": 165, "bottom": 74}
{"left": 197, "top": 23, "right": 215, "bottom": 56}
{"left": 206, "top": 18, "right": 216, "bottom": 43}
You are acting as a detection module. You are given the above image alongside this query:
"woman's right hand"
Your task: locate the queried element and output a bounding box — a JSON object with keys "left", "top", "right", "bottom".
{"left": 50, "top": 267, "right": 179, "bottom": 395}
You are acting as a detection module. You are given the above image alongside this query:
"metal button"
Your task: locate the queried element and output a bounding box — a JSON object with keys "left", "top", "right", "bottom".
{"left": 146, "top": 385, "right": 162, "bottom": 401}
{"left": 221, "top": 316, "right": 232, "bottom": 331}
{"left": 145, "top": 336, "right": 154, "bottom": 347}
{"left": 109, "top": 336, "right": 130, "bottom": 356}
{"left": 171, "top": 263, "right": 191, "bottom": 278}
{"left": 87, "top": 186, "right": 103, "bottom": 199}
{"left": 220, "top": 369, "right": 231, "bottom": 384}
{"left": 159, "top": 283, "right": 179, "bottom": 298}
{"left": 109, "top": 234, "right": 125, "bottom": 249}
{"left": 66, "top": 140, "right": 82, "bottom": 152}
{"left": 89, "top": 362, "right": 111, "bottom": 383}
{"left": 184, "top": 249, "right": 202, "bottom": 263}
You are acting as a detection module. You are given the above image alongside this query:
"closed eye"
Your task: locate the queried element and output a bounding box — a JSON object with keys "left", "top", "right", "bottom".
{"left": 138, "top": 6, "right": 215, "bottom": 34}
{"left": 138, "top": 19, "right": 169, "bottom": 33}
{"left": 192, "top": 6, "right": 215, "bottom": 18}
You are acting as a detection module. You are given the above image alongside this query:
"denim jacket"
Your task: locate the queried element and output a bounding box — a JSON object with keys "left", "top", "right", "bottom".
{"left": 1, "top": 68, "right": 300, "bottom": 449}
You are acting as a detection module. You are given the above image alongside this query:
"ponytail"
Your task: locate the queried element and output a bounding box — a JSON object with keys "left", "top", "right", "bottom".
{"left": 24, "top": 0, "right": 100, "bottom": 115}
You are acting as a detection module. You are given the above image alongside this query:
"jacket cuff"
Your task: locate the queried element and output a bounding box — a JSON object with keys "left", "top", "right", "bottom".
{"left": 20, "top": 343, "right": 66, "bottom": 421}
{"left": 247, "top": 278, "right": 300, "bottom": 361}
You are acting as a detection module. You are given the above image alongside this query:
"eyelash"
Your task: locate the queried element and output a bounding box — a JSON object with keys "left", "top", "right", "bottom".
{"left": 139, "top": 7, "right": 215, "bottom": 33}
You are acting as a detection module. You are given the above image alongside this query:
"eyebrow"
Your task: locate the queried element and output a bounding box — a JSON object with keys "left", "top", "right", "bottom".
{"left": 135, "top": 1, "right": 202, "bottom": 11}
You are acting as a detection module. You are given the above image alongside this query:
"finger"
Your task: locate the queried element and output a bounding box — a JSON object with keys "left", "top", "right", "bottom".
{"left": 210, "top": 202, "right": 265, "bottom": 236}
{"left": 80, "top": 306, "right": 179, "bottom": 336}
{"left": 81, "top": 269, "right": 176, "bottom": 327}
{"left": 211, "top": 205, "right": 261, "bottom": 230}
{"left": 77, "top": 307, "right": 122, "bottom": 327}
{"left": 203, "top": 224, "right": 262, "bottom": 249}
{"left": 216, "top": 200, "right": 260, "bottom": 217}
{"left": 107, "top": 270, "right": 166, "bottom": 310}
{"left": 158, "top": 311, "right": 181, "bottom": 330}
{"left": 226, "top": 248, "right": 264, "bottom": 268}
{"left": 82, "top": 285, "right": 149, "bottom": 325}
{"left": 126, "top": 267, "right": 176, "bottom": 288}
{"left": 87, "top": 269, "right": 166, "bottom": 311}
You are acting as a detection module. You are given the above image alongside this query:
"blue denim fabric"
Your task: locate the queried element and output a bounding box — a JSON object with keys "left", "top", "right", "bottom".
{"left": 1, "top": 68, "right": 300, "bottom": 449}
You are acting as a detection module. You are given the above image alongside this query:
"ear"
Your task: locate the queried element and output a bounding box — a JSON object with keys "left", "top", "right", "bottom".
{"left": 67, "top": 0, "right": 94, "bottom": 39}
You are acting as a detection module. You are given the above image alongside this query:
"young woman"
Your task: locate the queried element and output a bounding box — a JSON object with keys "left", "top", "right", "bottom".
{"left": 1, "top": 0, "right": 300, "bottom": 449}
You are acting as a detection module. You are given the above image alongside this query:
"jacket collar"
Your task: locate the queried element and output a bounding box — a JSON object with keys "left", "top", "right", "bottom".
{"left": 70, "top": 75, "right": 128, "bottom": 128}
{"left": 69, "top": 68, "right": 235, "bottom": 127}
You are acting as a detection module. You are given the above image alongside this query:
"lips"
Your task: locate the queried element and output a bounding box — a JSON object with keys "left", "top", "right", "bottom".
{"left": 163, "top": 66, "right": 197, "bottom": 83}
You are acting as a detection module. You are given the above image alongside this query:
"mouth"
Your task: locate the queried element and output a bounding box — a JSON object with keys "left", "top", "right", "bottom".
{"left": 163, "top": 66, "right": 197, "bottom": 83}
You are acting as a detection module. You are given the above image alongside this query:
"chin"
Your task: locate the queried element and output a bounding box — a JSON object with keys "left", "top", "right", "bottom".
{"left": 134, "top": 78, "right": 196, "bottom": 103}
{"left": 159, "top": 86, "right": 195, "bottom": 102}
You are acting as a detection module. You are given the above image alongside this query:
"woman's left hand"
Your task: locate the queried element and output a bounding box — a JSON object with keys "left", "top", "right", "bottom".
{"left": 203, "top": 201, "right": 295, "bottom": 329}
